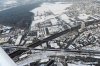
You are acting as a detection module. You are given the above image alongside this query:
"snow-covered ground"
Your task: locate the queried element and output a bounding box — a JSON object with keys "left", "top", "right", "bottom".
{"left": 30, "top": 2, "right": 72, "bottom": 15}
{"left": 30, "top": 2, "right": 72, "bottom": 31}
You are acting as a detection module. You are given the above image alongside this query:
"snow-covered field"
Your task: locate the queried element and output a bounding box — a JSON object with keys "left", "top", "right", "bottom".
{"left": 30, "top": 2, "right": 72, "bottom": 15}
{"left": 30, "top": 2, "right": 72, "bottom": 30}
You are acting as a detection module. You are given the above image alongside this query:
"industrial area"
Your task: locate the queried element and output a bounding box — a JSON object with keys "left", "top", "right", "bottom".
{"left": 0, "top": 0, "right": 100, "bottom": 66}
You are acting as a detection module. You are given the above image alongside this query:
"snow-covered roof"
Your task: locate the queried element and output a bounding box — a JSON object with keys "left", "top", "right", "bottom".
{"left": 60, "top": 14, "right": 69, "bottom": 20}
{"left": 35, "top": 46, "right": 43, "bottom": 49}
{"left": 40, "top": 58, "right": 49, "bottom": 63}
{"left": 50, "top": 18, "right": 58, "bottom": 25}
{"left": 50, "top": 42, "right": 60, "bottom": 48}
{"left": 78, "top": 14, "right": 90, "bottom": 20}
{"left": 48, "top": 26, "right": 60, "bottom": 33}
{"left": 60, "top": 14, "right": 70, "bottom": 23}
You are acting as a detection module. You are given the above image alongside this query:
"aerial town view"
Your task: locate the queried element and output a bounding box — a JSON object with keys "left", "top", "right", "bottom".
{"left": 0, "top": 0, "right": 100, "bottom": 66}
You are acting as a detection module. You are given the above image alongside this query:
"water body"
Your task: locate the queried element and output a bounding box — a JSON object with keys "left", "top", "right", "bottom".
{"left": 0, "top": 2, "right": 41, "bottom": 29}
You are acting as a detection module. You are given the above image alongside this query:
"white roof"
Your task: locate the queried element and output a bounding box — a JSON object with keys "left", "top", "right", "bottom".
{"left": 60, "top": 14, "right": 69, "bottom": 20}
{"left": 40, "top": 58, "right": 49, "bottom": 63}
{"left": 15, "top": 35, "right": 22, "bottom": 45}
{"left": 50, "top": 18, "right": 58, "bottom": 25}
{"left": 50, "top": 42, "right": 60, "bottom": 48}
{"left": 35, "top": 46, "right": 43, "bottom": 49}
{"left": 78, "top": 14, "right": 90, "bottom": 20}
{"left": 60, "top": 14, "right": 70, "bottom": 23}
{"left": 48, "top": 26, "right": 59, "bottom": 33}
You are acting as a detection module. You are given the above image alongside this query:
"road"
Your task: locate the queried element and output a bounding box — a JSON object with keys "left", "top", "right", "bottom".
{"left": 16, "top": 49, "right": 100, "bottom": 66}
{"left": 9, "top": 19, "right": 100, "bottom": 58}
